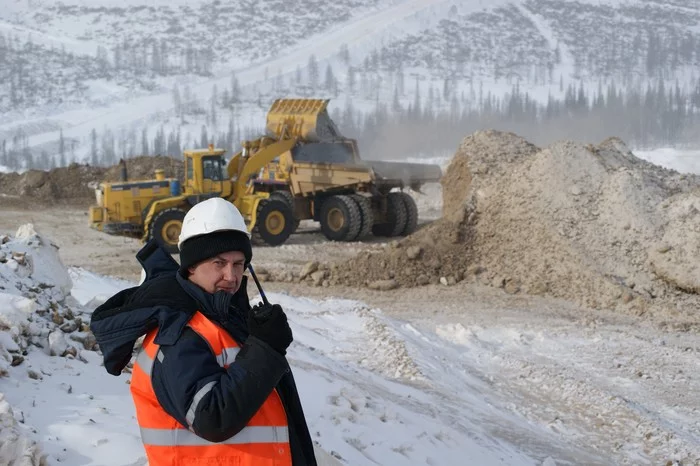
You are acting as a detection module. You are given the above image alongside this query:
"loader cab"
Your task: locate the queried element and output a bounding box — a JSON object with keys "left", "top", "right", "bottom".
{"left": 183, "top": 145, "right": 232, "bottom": 197}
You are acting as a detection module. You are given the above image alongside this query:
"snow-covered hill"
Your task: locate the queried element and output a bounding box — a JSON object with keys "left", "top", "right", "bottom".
{"left": 1, "top": 0, "right": 700, "bottom": 166}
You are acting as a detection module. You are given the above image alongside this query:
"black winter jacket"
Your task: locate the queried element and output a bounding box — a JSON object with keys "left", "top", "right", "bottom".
{"left": 89, "top": 240, "right": 317, "bottom": 465}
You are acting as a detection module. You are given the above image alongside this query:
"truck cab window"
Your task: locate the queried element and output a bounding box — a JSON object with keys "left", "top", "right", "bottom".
{"left": 202, "top": 156, "right": 225, "bottom": 181}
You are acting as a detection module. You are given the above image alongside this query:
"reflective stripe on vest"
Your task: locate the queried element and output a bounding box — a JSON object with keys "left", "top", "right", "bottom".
{"left": 130, "top": 310, "right": 291, "bottom": 466}
{"left": 140, "top": 426, "right": 290, "bottom": 446}
{"left": 136, "top": 345, "right": 240, "bottom": 378}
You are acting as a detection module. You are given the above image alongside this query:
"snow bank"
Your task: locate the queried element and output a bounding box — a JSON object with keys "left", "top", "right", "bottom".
{"left": 67, "top": 267, "right": 134, "bottom": 308}
{"left": 9, "top": 224, "right": 72, "bottom": 295}
{"left": 0, "top": 224, "right": 96, "bottom": 465}
{"left": 0, "top": 393, "right": 46, "bottom": 466}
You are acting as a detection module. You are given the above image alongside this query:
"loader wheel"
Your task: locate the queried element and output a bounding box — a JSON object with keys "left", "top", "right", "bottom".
{"left": 270, "top": 190, "right": 300, "bottom": 232}
{"left": 253, "top": 198, "right": 295, "bottom": 246}
{"left": 398, "top": 192, "right": 418, "bottom": 236}
{"left": 372, "top": 192, "right": 407, "bottom": 237}
{"left": 150, "top": 208, "right": 187, "bottom": 254}
{"left": 270, "top": 190, "right": 294, "bottom": 205}
{"left": 349, "top": 194, "right": 373, "bottom": 241}
{"left": 320, "top": 195, "right": 361, "bottom": 242}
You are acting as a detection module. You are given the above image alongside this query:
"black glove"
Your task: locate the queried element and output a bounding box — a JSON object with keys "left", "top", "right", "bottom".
{"left": 247, "top": 303, "right": 293, "bottom": 355}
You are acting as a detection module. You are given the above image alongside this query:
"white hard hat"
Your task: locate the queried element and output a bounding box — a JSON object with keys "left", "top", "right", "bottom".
{"left": 178, "top": 197, "right": 250, "bottom": 250}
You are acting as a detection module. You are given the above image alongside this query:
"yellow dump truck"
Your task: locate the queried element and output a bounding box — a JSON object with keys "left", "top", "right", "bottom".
{"left": 248, "top": 98, "right": 442, "bottom": 241}
{"left": 88, "top": 144, "right": 297, "bottom": 253}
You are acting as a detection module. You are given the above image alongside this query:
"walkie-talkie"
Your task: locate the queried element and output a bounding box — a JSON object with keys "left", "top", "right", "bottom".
{"left": 248, "top": 264, "right": 273, "bottom": 321}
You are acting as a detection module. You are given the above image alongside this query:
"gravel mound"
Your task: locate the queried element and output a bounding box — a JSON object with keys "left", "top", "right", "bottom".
{"left": 330, "top": 130, "right": 700, "bottom": 321}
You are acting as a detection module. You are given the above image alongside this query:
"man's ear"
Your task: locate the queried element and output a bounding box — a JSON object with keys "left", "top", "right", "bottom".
{"left": 187, "top": 265, "right": 196, "bottom": 276}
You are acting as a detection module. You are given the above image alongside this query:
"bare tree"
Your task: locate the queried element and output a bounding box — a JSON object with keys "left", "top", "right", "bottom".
{"left": 338, "top": 43, "right": 350, "bottom": 65}
{"left": 58, "top": 129, "right": 66, "bottom": 167}
{"left": 90, "top": 129, "right": 98, "bottom": 165}
{"left": 153, "top": 126, "right": 166, "bottom": 155}
{"left": 200, "top": 125, "right": 209, "bottom": 148}
{"left": 0, "top": 139, "right": 7, "bottom": 167}
{"left": 346, "top": 66, "right": 356, "bottom": 94}
{"left": 308, "top": 54, "right": 319, "bottom": 89}
{"left": 141, "top": 128, "right": 149, "bottom": 156}
{"left": 275, "top": 68, "right": 284, "bottom": 91}
{"left": 128, "top": 127, "right": 137, "bottom": 157}
{"left": 151, "top": 40, "right": 161, "bottom": 74}
{"left": 295, "top": 65, "right": 302, "bottom": 85}
{"left": 324, "top": 64, "right": 335, "bottom": 92}
{"left": 210, "top": 85, "right": 218, "bottom": 127}
{"left": 230, "top": 74, "right": 241, "bottom": 105}
{"left": 172, "top": 85, "right": 182, "bottom": 119}
{"left": 101, "top": 129, "right": 116, "bottom": 165}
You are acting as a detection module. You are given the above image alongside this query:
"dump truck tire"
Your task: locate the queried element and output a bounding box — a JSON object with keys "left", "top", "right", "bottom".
{"left": 270, "top": 190, "right": 300, "bottom": 232}
{"left": 150, "top": 207, "right": 187, "bottom": 254}
{"left": 372, "top": 192, "right": 407, "bottom": 237}
{"left": 320, "top": 195, "right": 361, "bottom": 242}
{"left": 253, "top": 198, "right": 295, "bottom": 246}
{"left": 349, "top": 194, "right": 373, "bottom": 241}
{"left": 398, "top": 192, "right": 418, "bottom": 236}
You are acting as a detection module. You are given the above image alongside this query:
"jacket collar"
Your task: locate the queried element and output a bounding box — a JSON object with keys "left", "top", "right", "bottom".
{"left": 175, "top": 263, "right": 251, "bottom": 344}
{"left": 136, "top": 238, "right": 180, "bottom": 280}
{"left": 176, "top": 272, "right": 234, "bottom": 323}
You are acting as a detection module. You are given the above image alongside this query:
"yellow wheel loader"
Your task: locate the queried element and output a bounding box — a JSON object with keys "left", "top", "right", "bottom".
{"left": 88, "top": 143, "right": 297, "bottom": 253}
{"left": 246, "top": 98, "right": 442, "bottom": 242}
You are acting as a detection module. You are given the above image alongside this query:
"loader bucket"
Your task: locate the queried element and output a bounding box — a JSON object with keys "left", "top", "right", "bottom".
{"left": 266, "top": 99, "right": 341, "bottom": 142}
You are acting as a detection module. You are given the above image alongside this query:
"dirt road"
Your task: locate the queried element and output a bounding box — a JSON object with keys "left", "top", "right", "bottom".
{"left": 1, "top": 206, "right": 698, "bottom": 464}
{"left": 0, "top": 208, "right": 392, "bottom": 283}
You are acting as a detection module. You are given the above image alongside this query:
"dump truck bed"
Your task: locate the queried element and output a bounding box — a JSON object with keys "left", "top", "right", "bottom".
{"left": 364, "top": 160, "right": 443, "bottom": 189}
{"left": 287, "top": 161, "right": 374, "bottom": 197}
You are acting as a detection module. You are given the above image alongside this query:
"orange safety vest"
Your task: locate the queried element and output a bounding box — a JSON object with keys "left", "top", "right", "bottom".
{"left": 130, "top": 311, "right": 292, "bottom": 466}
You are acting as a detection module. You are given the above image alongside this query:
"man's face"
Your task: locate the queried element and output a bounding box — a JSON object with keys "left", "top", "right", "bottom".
{"left": 187, "top": 250, "right": 246, "bottom": 294}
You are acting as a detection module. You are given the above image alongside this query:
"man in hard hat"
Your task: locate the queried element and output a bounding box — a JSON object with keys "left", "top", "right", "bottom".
{"left": 90, "top": 198, "right": 317, "bottom": 466}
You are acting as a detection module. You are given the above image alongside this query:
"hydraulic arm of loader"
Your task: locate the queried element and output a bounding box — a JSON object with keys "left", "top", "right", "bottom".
{"left": 227, "top": 138, "right": 298, "bottom": 200}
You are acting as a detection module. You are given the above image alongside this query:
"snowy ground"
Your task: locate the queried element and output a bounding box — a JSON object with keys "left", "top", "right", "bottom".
{"left": 0, "top": 241, "right": 585, "bottom": 466}
{"left": 633, "top": 148, "right": 700, "bottom": 175}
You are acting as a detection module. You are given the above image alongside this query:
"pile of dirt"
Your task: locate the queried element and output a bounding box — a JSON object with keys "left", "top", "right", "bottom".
{"left": 101, "top": 155, "right": 183, "bottom": 184}
{"left": 329, "top": 130, "right": 700, "bottom": 319}
{"left": 0, "top": 156, "right": 182, "bottom": 206}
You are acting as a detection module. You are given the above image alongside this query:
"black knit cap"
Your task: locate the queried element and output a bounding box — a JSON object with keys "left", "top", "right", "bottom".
{"left": 178, "top": 230, "right": 252, "bottom": 276}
